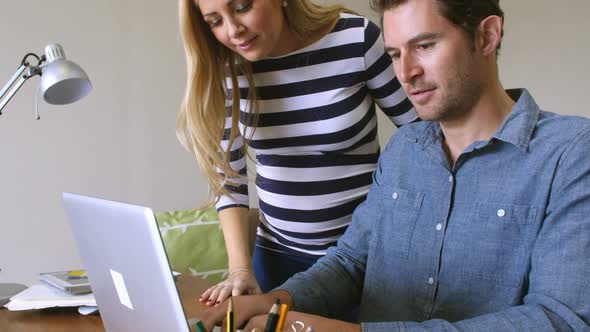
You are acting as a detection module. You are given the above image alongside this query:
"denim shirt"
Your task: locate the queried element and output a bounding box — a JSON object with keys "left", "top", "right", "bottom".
{"left": 278, "top": 89, "right": 590, "bottom": 331}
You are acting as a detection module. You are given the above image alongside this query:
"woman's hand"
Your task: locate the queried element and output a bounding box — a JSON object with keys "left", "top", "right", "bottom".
{"left": 199, "top": 269, "right": 262, "bottom": 305}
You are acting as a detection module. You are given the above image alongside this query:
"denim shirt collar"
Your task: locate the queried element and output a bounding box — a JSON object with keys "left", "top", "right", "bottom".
{"left": 406, "top": 89, "right": 540, "bottom": 153}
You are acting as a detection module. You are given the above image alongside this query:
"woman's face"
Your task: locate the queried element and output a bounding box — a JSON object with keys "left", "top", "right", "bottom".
{"left": 197, "top": 0, "right": 296, "bottom": 61}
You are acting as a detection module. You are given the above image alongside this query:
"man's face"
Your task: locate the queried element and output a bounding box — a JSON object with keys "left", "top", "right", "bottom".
{"left": 383, "top": 0, "right": 483, "bottom": 122}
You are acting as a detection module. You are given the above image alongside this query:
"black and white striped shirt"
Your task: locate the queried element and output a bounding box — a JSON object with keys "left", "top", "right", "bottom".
{"left": 217, "top": 13, "right": 417, "bottom": 256}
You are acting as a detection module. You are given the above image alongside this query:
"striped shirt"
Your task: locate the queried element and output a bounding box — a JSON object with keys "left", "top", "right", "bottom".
{"left": 216, "top": 13, "right": 417, "bottom": 257}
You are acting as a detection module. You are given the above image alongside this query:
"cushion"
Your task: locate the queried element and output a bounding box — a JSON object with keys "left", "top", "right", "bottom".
{"left": 155, "top": 208, "right": 228, "bottom": 283}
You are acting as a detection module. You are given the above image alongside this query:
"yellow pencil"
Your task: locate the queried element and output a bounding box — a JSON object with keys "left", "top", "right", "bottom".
{"left": 274, "top": 303, "right": 288, "bottom": 332}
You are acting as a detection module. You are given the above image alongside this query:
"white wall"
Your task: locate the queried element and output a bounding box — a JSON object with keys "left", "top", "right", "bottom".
{"left": 1, "top": 0, "right": 589, "bottom": 286}
{"left": 499, "top": 1, "right": 590, "bottom": 117}
{"left": 0, "top": 1, "right": 207, "bottom": 285}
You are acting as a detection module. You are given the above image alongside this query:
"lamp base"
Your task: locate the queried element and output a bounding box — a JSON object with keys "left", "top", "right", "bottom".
{"left": 0, "top": 283, "right": 27, "bottom": 306}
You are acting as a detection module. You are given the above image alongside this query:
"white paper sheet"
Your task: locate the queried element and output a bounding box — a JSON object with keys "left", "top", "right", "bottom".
{"left": 4, "top": 283, "right": 96, "bottom": 311}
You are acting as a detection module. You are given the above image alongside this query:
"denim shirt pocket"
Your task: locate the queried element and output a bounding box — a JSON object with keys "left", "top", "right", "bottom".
{"left": 462, "top": 201, "right": 538, "bottom": 287}
{"left": 378, "top": 186, "right": 425, "bottom": 258}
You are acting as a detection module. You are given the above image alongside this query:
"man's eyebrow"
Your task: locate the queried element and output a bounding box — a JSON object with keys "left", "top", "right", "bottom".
{"left": 202, "top": 0, "right": 235, "bottom": 17}
{"left": 408, "top": 32, "right": 442, "bottom": 44}
{"left": 385, "top": 32, "right": 443, "bottom": 53}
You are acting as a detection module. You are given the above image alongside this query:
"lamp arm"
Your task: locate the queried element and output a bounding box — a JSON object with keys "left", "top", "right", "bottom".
{"left": 0, "top": 64, "right": 27, "bottom": 102}
{"left": 0, "top": 53, "right": 45, "bottom": 116}
{"left": 0, "top": 75, "right": 31, "bottom": 115}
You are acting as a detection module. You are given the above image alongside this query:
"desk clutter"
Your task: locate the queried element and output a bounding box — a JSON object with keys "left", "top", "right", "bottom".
{"left": 4, "top": 282, "right": 97, "bottom": 312}
{"left": 39, "top": 269, "right": 92, "bottom": 295}
{"left": 3, "top": 269, "right": 96, "bottom": 314}
{"left": 3, "top": 269, "right": 182, "bottom": 314}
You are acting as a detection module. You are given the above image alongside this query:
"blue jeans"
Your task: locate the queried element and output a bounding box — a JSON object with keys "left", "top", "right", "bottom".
{"left": 252, "top": 245, "right": 319, "bottom": 292}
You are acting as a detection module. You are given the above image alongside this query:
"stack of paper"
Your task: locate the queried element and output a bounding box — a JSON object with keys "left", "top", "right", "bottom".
{"left": 4, "top": 283, "right": 96, "bottom": 311}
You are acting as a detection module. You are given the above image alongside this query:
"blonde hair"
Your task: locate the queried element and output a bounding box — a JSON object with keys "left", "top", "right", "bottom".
{"left": 177, "top": 0, "right": 353, "bottom": 207}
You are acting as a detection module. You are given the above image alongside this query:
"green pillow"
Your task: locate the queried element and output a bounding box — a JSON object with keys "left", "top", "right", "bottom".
{"left": 155, "top": 208, "right": 228, "bottom": 283}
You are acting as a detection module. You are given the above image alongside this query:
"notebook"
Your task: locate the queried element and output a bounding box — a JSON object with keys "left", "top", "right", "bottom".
{"left": 62, "top": 192, "right": 192, "bottom": 332}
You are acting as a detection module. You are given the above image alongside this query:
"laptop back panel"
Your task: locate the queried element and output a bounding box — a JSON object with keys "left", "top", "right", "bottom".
{"left": 62, "top": 192, "right": 190, "bottom": 332}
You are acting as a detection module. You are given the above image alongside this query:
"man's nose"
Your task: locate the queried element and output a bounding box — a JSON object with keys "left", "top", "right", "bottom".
{"left": 398, "top": 53, "right": 422, "bottom": 84}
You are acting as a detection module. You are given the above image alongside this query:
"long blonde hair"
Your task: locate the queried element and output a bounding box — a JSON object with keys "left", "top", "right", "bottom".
{"left": 177, "top": 0, "right": 353, "bottom": 207}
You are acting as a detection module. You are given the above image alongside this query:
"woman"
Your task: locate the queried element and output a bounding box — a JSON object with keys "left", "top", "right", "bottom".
{"left": 177, "top": 0, "right": 417, "bottom": 305}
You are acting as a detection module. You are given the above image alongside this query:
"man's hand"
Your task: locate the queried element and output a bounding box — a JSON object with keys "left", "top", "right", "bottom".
{"left": 243, "top": 311, "right": 362, "bottom": 332}
{"left": 199, "top": 292, "right": 292, "bottom": 331}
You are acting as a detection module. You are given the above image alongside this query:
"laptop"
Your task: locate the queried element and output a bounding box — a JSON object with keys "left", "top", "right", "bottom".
{"left": 62, "top": 192, "right": 192, "bottom": 332}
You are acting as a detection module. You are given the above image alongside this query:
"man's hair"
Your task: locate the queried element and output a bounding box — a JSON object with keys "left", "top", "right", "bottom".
{"left": 370, "top": 0, "right": 504, "bottom": 53}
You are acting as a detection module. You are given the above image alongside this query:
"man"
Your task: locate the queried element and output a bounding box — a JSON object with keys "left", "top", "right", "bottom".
{"left": 200, "top": 0, "right": 590, "bottom": 330}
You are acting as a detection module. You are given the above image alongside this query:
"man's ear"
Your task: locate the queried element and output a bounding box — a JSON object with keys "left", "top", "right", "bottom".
{"left": 477, "top": 15, "right": 503, "bottom": 56}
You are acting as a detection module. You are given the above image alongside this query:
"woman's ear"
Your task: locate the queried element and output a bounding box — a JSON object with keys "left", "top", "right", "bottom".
{"left": 477, "top": 15, "right": 503, "bottom": 56}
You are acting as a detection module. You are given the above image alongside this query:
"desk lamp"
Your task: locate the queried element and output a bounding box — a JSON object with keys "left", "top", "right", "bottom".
{"left": 0, "top": 43, "right": 92, "bottom": 118}
{"left": 0, "top": 43, "right": 92, "bottom": 305}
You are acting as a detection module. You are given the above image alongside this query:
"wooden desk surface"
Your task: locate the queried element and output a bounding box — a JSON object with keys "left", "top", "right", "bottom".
{"left": 0, "top": 275, "right": 212, "bottom": 332}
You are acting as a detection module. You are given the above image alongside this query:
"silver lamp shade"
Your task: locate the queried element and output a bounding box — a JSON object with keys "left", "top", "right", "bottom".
{"left": 39, "top": 44, "right": 92, "bottom": 105}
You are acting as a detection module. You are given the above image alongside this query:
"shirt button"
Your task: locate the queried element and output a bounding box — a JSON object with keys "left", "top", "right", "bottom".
{"left": 392, "top": 192, "right": 398, "bottom": 200}
{"left": 428, "top": 277, "right": 434, "bottom": 285}
{"left": 448, "top": 175, "right": 453, "bottom": 183}
{"left": 497, "top": 209, "right": 506, "bottom": 217}
{"left": 436, "top": 223, "right": 443, "bottom": 231}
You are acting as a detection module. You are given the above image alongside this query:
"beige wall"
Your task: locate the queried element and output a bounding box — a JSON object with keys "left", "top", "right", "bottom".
{"left": 1, "top": 0, "right": 589, "bottom": 285}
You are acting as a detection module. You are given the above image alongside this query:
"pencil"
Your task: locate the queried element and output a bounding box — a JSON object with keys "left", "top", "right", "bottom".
{"left": 263, "top": 300, "right": 280, "bottom": 332}
{"left": 274, "top": 304, "right": 288, "bottom": 332}
{"left": 193, "top": 320, "right": 206, "bottom": 332}
{"left": 227, "top": 296, "right": 235, "bottom": 332}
